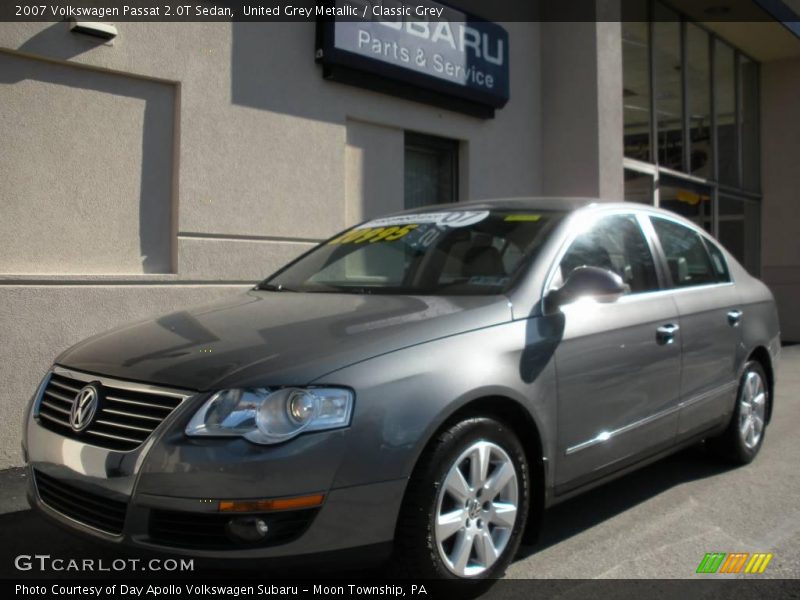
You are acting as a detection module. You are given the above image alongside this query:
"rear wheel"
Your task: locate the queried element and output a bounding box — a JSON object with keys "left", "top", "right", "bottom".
{"left": 708, "top": 361, "right": 769, "bottom": 464}
{"left": 392, "top": 417, "right": 529, "bottom": 580}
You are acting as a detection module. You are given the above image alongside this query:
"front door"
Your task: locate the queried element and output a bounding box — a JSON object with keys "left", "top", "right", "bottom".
{"left": 552, "top": 213, "right": 682, "bottom": 493}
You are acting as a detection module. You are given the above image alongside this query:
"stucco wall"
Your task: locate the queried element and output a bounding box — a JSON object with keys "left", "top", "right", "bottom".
{"left": 0, "top": 21, "right": 557, "bottom": 468}
{"left": 761, "top": 57, "right": 800, "bottom": 342}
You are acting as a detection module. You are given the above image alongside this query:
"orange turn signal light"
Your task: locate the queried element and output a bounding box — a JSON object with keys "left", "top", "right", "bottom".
{"left": 218, "top": 493, "right": 325, "bottom": 513}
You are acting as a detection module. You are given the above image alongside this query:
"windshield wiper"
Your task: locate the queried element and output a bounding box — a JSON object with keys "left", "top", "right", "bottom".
{"left": 256, "top": 283, "right": 300, "bottom": 292}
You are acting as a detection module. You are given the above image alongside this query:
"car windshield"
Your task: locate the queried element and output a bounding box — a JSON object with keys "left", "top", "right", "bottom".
{"left": 259, "top": 209, "right": 564, "bottom": 295}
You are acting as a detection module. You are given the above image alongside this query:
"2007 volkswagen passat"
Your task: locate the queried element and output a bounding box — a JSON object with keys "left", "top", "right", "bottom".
{"left": 24, "top": 198, "right": 780, "bottom": 580}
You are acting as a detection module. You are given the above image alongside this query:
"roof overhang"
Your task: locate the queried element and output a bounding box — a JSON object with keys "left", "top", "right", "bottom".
{"left": 670, "top": 0, "right": 800, "bottom": 60}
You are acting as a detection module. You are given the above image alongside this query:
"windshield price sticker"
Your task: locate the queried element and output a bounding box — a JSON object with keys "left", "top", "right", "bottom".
{"left": 328, "top": 224, "right": 419, "bottom": 245}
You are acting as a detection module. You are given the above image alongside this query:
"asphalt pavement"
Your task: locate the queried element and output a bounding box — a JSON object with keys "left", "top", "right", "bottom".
{"left": 1, "top": 346, "right": 799, "bottom": 584}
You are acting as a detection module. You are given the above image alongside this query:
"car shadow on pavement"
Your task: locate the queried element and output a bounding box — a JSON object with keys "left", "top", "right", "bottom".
{"left": 515, "top": 443, "right": 734, "bottom": 560}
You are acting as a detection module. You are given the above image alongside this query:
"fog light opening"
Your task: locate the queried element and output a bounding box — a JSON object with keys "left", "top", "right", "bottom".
{"left": 225, "top": 516, "right": 270, "bottom": 543}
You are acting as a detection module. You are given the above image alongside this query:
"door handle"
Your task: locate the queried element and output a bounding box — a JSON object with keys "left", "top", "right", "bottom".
{"left": 656, "top": 323, "right": 680, "bottom": 345}
{"left": 727, "top": 309, "right": 743, "bottom": 327}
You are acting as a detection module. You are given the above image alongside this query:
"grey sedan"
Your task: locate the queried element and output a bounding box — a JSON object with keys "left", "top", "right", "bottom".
{"left": 23, "top": 198, "right": 780, "bottom": 580}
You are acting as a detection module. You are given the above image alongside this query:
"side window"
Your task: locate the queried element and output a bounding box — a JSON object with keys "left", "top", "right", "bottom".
{"left": 651, "top": 217, "right": 718, "bottom": 287}
{"left": 559, "top": 214, "right": 659, "bottom": 294}
{"left": 704, "top": 239, "right": 731, "bottom": 282}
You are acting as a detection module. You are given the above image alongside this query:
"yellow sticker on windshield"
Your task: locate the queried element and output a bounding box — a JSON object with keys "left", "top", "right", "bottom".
{"left": 328, "top": 224, "right": 419, "bottom": 245}
{"left": 504, "top": 214, "right": 541, "bottom": 222}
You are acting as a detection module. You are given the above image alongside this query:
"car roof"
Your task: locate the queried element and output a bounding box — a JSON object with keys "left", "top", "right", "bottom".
{"left": 394, "top": 197, "right": 597, "bottom": 214}
{"left": 386, "top": 197, "right": 718, "bottom": 242}
{"left": 393, "top": 197, "right": 705, "bottom": 226}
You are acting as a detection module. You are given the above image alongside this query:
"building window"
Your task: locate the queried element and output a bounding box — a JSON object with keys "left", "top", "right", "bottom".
{"left": 740, "top": 56, "right": 760, "bottom": 191}
{"left": 686, "top": 23, "right": 712, "bottom": 179}
{"left": 622, "top": 20, "right": 651, "bottom": 162}
{"left": 658, "top": 175, "right": 713, "bottom": 233}
{"left": 715, "top": 40, "right": 737, "bottom": 186}
{"left": 653, "top": 3, "right": 683, "bottom": 171}
{"left": 621, "top": 2, "right": 761, "bottom": 194}
{"left": 620, "top": 1, "right": 761, "bottom": 273}
{"left": 404, "top": 132, "right": 459, "bottom": 209}
{"left": 624, "top": 169, "right": 654, "bottom": 204}
{"left": 718, "top": 195, "right": 761, "bottom": 275}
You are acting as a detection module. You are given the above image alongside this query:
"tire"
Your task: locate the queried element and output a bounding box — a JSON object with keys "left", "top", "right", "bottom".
{"left": 392, "top": 417, "right": 530, "bottom": 580}
{"left": 707, "top": 360, "right": 769, "bottom": 465}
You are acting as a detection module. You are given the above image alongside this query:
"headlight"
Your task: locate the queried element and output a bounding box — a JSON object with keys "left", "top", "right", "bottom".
{"left": 185, "top": 387, "right": 353, "bottom": 445}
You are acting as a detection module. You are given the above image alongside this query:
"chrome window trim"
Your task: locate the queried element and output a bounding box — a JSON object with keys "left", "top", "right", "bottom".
{"left": 614, "top": 281, "right": 735, "bottom": 304}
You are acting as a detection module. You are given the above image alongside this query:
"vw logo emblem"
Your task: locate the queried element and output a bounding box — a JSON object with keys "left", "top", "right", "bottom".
{"left": 70, "top": 384, "right": 100, "bottom": 432}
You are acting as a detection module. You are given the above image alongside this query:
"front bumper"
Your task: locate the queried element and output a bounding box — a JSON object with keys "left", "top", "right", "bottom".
{"left": 25, "top": 367, "right": 405, "bottom": 559}
{"left": 27, "top": 465, "right": 404, "bottom": 559}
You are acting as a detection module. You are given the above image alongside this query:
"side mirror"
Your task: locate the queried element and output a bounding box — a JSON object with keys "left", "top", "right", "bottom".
{"left": 546, "top": 266, "right": 626, "bottom": 311}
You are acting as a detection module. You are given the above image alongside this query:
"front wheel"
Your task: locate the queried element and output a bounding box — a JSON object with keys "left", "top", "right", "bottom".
{"left": 708, "top": 361, "right": 769, "bottom": 464}
{"left": 392, "top": 417, "right": 530, "bottom": 580}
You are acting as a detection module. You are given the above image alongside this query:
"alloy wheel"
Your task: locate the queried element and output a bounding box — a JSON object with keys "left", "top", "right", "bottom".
{"left": 739, "top": 370, "right": 767, "bottom": 450}
{"left": 434, "top": 440, "right": 519, "bottom": 577}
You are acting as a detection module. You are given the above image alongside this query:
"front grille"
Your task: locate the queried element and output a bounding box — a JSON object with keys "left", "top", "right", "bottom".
{"left": 148, "top": 508, "right": 319, "bottom": 549}
{"left": 37, "top": 371, "right": 188, "bottom": 452}
{"left": 34, "top": 470, "right": 127, "bottom": 535}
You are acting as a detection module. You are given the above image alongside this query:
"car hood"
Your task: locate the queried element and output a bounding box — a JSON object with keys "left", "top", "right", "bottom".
{"left": 56, "top": 290, "right": 513, "bottom": 391}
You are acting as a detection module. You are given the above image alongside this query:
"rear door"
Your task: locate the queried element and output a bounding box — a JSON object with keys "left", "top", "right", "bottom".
{"left": 649, "top": 217, "right": 741, "bottom": 440}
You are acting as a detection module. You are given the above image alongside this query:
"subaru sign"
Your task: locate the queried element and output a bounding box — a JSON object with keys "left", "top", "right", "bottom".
{"left": 316, "top": 0, "right": 510, "bottom": 117}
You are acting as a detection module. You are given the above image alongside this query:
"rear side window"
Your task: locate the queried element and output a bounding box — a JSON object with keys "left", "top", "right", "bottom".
{"left": 650, "top": 217, "right": 719, "bottom": 287}
{"left": 704, "top": 239, "right": 731, "bottom": 283}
